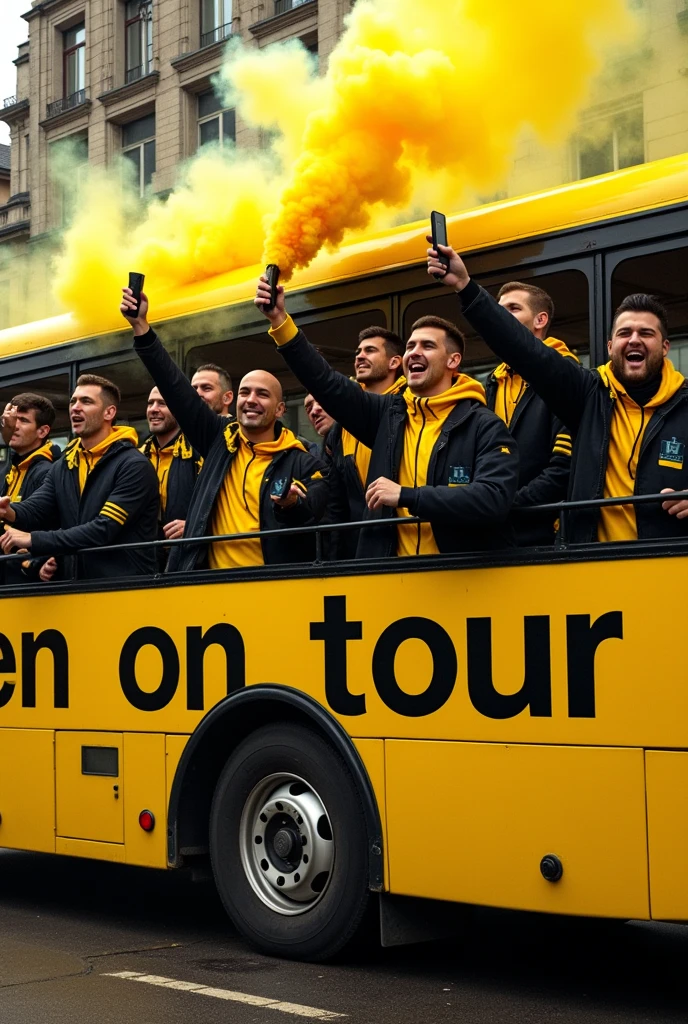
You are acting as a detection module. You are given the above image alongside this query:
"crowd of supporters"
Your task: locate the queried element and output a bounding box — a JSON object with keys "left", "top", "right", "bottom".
{"left": 0, "top": 236, "right": 686, "bottom": 583}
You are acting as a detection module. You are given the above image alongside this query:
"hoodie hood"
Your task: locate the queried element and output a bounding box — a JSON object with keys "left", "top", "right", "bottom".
{"left": 404, "top": 374, "right": 486, "bottom": 418}
{"left": 66, "top": 424, "right": 139, "bottom": 468}
{"left": 223, "top": 419, "right": 307, "bottom": 457}
{"left": 598, "top": 358, "right": 685, "bottom": 409}
{"left": 493, "top": 335, "right": 577, "bottom": 380}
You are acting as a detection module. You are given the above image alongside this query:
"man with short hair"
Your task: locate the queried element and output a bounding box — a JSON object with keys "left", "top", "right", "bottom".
{"left": 255, "top": 276, "right": 518, "bottom": 558}
{"left": 304, "top": 394, "right": 335, "bottom": 443}
{"left": 191, "top": 363, "right": 234, "bottom": 416}
{"left": 0, "top": 374, "right": 158, "bottom": 579}
{"left": 139, "top": 386, "right": 201, "bottom": 560}
{"left": 428, "top": 241, "right": 688, "bottom": 543}
{"left": 328, "top": 327, "right": 407, "bottom": 533}
{"left": 486, "top": 281, "right": 576, "bottom": 545}
{"left": 0, "top": 393, "right": 61, "bottom": 584}
{"left": 121, "top": 288, "right": 329, "bottom": 572}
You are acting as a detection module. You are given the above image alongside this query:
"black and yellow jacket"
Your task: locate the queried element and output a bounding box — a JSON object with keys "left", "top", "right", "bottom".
{"left": 132, "top": 329, "right": 329, "bottom": 572}
{"left": 326, "top": 376, "right": 408, "bottom": 558}
{"left": 270, "top": 318, "right": 519, "bottom": 558}
{"left": 139, "top": 431, "right": 201, "bottom": 527}
{"left": 1, "top": 440, "right": 62, "bottom": 584}
{"left": 10, "top": 426, "right": 159, "bottom": 578}
{"left": 459, "top": 279, "right": 688, "bottom": 544}
{"left": 485, "top": 338, "right": 576, "bottom": 546}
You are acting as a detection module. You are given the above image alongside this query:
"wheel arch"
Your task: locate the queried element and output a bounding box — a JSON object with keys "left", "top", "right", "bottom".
{"left": 167, "top": 684, "right": 384, "bottom": 891}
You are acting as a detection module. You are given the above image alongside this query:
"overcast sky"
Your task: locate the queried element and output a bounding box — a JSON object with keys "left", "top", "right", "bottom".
{"left": 0, "top": 0, "right": 30, "bottom": 146}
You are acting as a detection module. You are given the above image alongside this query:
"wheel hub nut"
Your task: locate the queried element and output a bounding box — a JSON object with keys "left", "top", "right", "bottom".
{"left": 273, "top": 827, "right": 299, "bottom": 862}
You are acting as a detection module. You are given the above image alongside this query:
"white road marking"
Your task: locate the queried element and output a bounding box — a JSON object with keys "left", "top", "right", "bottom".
{"left": 102, "top": 970, "right": 347, "bottom": 1019}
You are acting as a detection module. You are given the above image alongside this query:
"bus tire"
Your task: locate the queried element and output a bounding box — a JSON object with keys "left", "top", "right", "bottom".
{"left": 209, "top": 722, "right": 371, "bottom": 962}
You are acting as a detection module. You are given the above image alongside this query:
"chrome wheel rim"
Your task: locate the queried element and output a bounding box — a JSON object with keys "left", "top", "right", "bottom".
{"left": 239, "top": 773, "right": 334, "bottom": 916}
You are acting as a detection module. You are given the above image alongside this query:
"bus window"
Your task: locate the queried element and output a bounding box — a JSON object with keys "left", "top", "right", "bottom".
{"left": 78, "top": 356, "right": 154, "bottom": 442}
{"left": 186, "top": 308, "right": 388, "bottom": 435}
{"left": 0, "top": 372, "right": 71, "bottom": 476}
{"left": 611, "top": 245, "right": 688, "bottom": 371}
{"left": 402, "top": 269, "right": 590, "bottom": 379}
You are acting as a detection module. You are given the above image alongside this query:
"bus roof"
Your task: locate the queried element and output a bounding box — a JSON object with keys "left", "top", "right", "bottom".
{"left": 1, "top": 153, "right": 686, "bottom": 361}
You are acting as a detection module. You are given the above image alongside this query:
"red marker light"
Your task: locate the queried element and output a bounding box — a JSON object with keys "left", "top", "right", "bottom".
{"left": 139, "top": 809, "right": 155, "bottom": 832}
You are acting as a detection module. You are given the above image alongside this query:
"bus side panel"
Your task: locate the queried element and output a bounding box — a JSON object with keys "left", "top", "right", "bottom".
{"left": 646, "top": 750, "right": 688, "bottom": 921}
{"left": 124, "top": 733, "right": 167, "bottom": 869}
{"left": 0, "top": 728, "right": 55, "bottom": 853}
{"left": 166, "top": 734, "right": 189, "bottom": 809}
{"left": 385, "top": 741, "right": 649, "bottom": 919}
{"left": 353, "top": 738, "right": 388, "bottom": 888}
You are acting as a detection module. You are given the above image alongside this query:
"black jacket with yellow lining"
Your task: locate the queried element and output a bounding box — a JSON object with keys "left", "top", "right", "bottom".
{"left": 460, "top": 279, "right": 688, "bottom": 544}
{"left": 1, "top": 441, "right": 62, "bottom": 584}
{"left": 10, "top": 435, "right": 158, "bottom": 578}
{"left": 274, "top": 327, "right": 519, "bottom": 558}
{"left": 133, "top": 329, "right": 329, "bottom": 572}
{"left": 139, "top": 431, "right": 201, "bottom": 527}
{"left": 484, "top": 369, "right": 572, "bottom": 546}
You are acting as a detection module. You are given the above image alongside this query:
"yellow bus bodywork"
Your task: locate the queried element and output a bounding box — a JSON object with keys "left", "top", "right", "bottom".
{"left": 0, "top": 555, "right": 686, "bottom": 921}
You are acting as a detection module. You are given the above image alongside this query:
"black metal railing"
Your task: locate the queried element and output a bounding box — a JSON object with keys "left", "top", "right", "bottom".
{"left": 46, "top": 89, "right": 87, "bottom": 119}
{"left": 3, "top": 95, "right": 17, "bottom": 108}
{"left": 200, "top": 21, "right": 232, "bottom": 47}
{"left": 125, "top": 64, "right": 153, "bottom": 84}
{"left": 275, "top": 0, "right": 315, "bottom": 15}
{"left": 2, "top": 491, "right": 688, "bottom": 580}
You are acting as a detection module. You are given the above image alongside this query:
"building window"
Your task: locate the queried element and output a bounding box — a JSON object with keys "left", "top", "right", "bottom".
{"left": 201, "top": 0, "right": 232, "bottom": 48}
{"left": 301, "top": 35, "right": 318, "bottom": 73}
{"left": 125, "top": 1, "right": 153, "bottom": 84}
{"left": 63, "top": 23, "right": 86, "bottom": 102}
{"left": 276, "top": 0, "right": 314, "bottom": 14}
{"left": 576, "top": 106, "right": 644, "bottom": 180}
{"left": 122, "top": 113, "right": 155, "bottom": 195}
{"left": 198, "top": 90, "right": 235, "bottom": 147}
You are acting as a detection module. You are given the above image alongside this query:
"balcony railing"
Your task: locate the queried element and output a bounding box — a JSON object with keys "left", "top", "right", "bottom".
{"left": 46, "top": 89, "right": 87, "bottom": 119}
{"left": 3, "top": 95, "right": 17, "bottom": 109}
{"left": 125, "top": 64, "right": 153, "bottom": 84}
{"left": 200, "top": 21, "right": 232, "bottom": 47}
{"left": 275, "top": 0, "right": 315, "bottom": 14}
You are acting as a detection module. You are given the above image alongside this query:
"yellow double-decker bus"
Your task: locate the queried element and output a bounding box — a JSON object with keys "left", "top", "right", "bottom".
{"left": 0, "top": 154, "right": 686, "bottom": 961}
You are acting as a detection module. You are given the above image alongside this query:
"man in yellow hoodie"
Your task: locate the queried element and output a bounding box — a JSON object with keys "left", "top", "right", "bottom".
{"left": 428, "top": 241, "right": 688, "bottom": 545}
{"left": 486, "top": 281, "right": 576, "bottom": 545}
{"left": 0, "top": 374, "right": 158, "bottom": 578}
{"left": 255, "top": 277, "right": 519, "bottom": 558}
{"left": 121, "top": 287, "right": 329, "bottom": 572}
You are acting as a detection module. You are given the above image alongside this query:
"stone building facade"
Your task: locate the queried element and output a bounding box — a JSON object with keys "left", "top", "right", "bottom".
{"left": 0, "top": 0, "right": 687, "bottom": 328}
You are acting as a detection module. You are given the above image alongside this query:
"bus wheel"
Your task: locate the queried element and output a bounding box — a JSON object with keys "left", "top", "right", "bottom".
{"left": 209, "top": 723, "right": 371, "bottom": 961}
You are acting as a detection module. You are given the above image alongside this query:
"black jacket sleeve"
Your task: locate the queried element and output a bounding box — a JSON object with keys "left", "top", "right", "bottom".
{"left": 27, "top": 457, "right": 158, "bottom": 557}
{"left": 277, "top": 330, "right": 388, "bottom": 450}
{"left": 273, "top": 451, "right": 329, "bottom": 527}
{"left": 133, "top": 328, "right": 225, "bottom": 457}
{"left": 458, "top": 280, "right": 594, "bottom": 432}
{"left": 513, "top": 418, "right": 572, "bottom": 508}
{"left": 399, "top": 412, "right": 519, "bottom": 526}
{"left": 11, "top": 463, "right": 60, "bottom": 530}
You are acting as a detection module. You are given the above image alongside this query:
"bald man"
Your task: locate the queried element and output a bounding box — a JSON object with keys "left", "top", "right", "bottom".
{"left": 121, "top": 287, "right": 328, "bottom": 571}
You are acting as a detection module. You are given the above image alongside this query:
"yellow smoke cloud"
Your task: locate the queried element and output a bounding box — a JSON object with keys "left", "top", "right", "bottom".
{"left": 263, "top": 0, "right": 634, "bottom": 277}
{"left": 48, "top": 0, "right": 635, "bottom": 323}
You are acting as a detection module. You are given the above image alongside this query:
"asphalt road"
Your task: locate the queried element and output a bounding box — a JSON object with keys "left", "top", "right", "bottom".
{"left": 0, "top": 848, "right": 686, "bottom": 1023}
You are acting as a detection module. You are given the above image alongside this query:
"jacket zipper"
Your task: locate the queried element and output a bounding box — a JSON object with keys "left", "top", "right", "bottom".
{"left": 627, "top": 406, "right": 645, "bottom": 481}
{"left": 413, "top": 400, "right": 427, "bottom": 555}
{"left": 242, "top": 444, "right": 257, "bottom": 512}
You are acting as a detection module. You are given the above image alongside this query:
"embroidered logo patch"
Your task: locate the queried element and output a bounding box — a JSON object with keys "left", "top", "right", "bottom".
{"left": 448, "top": 465, "right": 471, "bottom": 487}
{"left": 659, "top": 436, "right": 684, "bottom": 469}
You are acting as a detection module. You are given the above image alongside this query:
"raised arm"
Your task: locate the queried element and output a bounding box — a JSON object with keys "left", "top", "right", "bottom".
{"left": 26, "top": 456, "right": 158, "bottom": 557}
{"left": 120, "top": 288, "right": 223, "bottom": 457}
{"left": 254, "top": 276, "right": 387, "bottom": 450}
{"left": 427, "top": 242, "right": 593, "bottom": 432}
